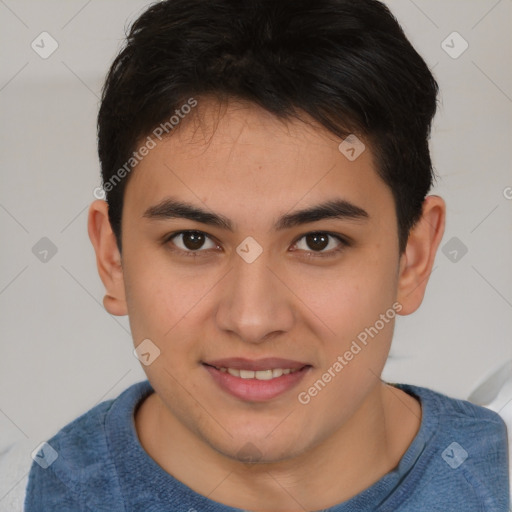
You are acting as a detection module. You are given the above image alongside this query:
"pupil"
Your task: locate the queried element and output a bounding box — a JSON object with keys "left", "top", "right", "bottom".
{"left": 307, "top": 233, "right": 328, "bottom": 251}
{"left": 184, "top": 231, "right": 205, "bottom": 250}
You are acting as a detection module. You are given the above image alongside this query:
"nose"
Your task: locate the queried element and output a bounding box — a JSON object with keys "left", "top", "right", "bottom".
{"left": 215, "top": 250, "right": 295, "bottom": 345}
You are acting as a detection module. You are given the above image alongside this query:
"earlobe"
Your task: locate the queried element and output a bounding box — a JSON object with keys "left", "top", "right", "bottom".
{"left": 87, "top": 199, "right": 128, "bottom": 316}
{"left": 396, "top": 195, "right": 446, "bottom": 315}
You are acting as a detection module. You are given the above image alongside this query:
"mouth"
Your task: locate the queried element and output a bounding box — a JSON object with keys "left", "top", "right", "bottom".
{"left": 202, "top": 358, "right": 312, "bottom": 402}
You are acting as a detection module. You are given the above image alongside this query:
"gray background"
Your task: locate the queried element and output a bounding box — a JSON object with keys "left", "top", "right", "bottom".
{"left": 0, "top": 0, "right": 511, "bottom": 452}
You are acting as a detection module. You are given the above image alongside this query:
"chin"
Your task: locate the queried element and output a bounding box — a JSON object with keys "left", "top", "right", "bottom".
{"left": 207, "top": 429, "right": 310, "bottom": 466}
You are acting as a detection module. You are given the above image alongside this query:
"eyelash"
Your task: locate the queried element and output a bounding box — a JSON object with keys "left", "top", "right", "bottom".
{"left": 163, "top": 230, "right": 350, "bottom": 259}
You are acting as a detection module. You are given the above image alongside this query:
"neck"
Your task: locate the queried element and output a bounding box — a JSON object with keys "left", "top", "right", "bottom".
{"left": 135, "top": 381, "right": 421, "bottom": 511}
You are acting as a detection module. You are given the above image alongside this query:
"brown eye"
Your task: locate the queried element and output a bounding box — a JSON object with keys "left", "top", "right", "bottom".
{"left": 292, "top": 232, "right": 347, "bottom": 257}
{"left": 168, "top": 231, "right": 217, "bottom": 253}
{"left": 304, "top": 233, "right": 329, "bottom": 251}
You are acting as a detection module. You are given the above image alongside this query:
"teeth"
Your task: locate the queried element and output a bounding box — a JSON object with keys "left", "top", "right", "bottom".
{"left": 240, "top": 369, "right": 255, "bottom": 379}
{"left": 220, "top": 367, "right": 300, "bottom": 380}
{"left": 255, "top": 370, "right": 273, "bottom": 380}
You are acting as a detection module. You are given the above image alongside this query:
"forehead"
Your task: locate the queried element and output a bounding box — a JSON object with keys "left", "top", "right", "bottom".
{"left": 123, "top": 98, "right": 395, "bottom": 228}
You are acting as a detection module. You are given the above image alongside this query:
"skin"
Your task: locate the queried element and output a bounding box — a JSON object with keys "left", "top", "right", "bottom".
{"left": 88, "top": 98, "right": 445, "bottom": 511}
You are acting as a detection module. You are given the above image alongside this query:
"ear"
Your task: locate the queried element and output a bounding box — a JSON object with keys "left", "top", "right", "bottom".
{"left": 396, "top": 195, "right": 446, "bottom": 315}
{"left": 87, "top": 199, "right": 128, "bottom": 316}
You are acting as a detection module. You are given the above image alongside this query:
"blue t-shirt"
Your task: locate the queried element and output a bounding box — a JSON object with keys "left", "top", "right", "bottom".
{"left": 23, "top": 380, "right": 509, "bottom": 511}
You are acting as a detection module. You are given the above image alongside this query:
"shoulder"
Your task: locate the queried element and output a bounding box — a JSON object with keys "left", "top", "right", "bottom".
{"left": 23, "top": 398, "right": 116, "bottom": 511}
{"left": 22, "top": 380, "right": 151, "bottom": 512}
{"left": 392, "top": 383, "right": 510, "bottom": 511}
{"left": 407, "top": 383, "right": 509, "bottom": 444}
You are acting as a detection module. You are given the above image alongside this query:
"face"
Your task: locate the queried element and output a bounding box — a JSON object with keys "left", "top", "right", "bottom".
{"left": 119, "top": 98, "right": 405, "bottom": 463}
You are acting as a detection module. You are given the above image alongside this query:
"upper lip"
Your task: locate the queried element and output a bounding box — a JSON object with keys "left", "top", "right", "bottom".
{"left": 203, "top": 357, "right": 310, "bottom": 371}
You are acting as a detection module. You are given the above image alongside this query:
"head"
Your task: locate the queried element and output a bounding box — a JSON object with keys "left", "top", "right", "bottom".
{"left": 89, "top": 0, "right": 445, "bottom": 463}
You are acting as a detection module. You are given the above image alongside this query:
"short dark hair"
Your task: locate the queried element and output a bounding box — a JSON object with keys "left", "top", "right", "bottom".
{"left": 97, "top": 0, "right": 439, "bottom": 255}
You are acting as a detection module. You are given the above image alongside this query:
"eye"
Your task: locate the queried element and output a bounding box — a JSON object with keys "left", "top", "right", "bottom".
{"left": 291, "top": 232, "right": 348, "bottom": 258}
{"left": 164, "top": 230, "right": 349, "bottom": 259}
{"left": 165, "top": 230, "right": 219, "bottom": 257}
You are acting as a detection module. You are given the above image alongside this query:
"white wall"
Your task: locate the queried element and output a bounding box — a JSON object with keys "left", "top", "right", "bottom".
{"left": 0, "top": 0, "right": 511, "bottom": 451}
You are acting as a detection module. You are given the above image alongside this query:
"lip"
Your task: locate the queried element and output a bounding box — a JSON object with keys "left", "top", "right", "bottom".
{"left": 203, "top": 358, "right": 312, "bottom": 402}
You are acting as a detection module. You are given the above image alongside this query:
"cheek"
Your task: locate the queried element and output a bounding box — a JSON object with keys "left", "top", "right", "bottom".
{"left": 122, "top": 251, "right": 223, "bottom": 356}
{"left": 295, "top": 262, "right": 398, "bottom": 422}
{"left": 295, "top": 253, "right": 398, "bottom": 344}
{"left": 123, "top": 230, "right": 399, "bottom": 353}
{"left": 122, "top": 248, "right": 182, "bottom": 341}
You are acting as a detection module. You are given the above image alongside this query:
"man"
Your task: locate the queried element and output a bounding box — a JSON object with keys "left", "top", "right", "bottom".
{"left": 15, "top": 0, "right": 512, "bottom": 510}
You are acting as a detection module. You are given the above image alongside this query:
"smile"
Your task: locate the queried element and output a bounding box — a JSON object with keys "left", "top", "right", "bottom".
{"left": 214, "top": 367, "right": 300, "bottom": 380}
{"left": 203, "top": 359, "right": 311, "bottom": 401}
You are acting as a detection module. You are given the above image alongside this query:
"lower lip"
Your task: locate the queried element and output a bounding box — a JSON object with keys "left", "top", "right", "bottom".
{"left": 203, "top": 364, "right": 311, "bottom": 402}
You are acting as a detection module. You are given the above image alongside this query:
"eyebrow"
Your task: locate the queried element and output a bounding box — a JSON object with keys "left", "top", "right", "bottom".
{"left": 143, "top": 197, "right": 369, "bottom": 231}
